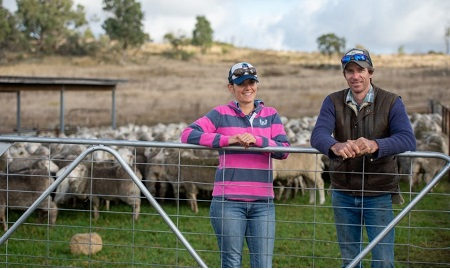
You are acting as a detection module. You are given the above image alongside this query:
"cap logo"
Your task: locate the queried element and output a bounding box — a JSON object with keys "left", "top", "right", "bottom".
{"left": 346, "top": 49, "right": 364, "bottom": 55}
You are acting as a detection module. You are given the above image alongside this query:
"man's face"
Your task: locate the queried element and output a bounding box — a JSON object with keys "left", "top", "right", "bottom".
{"left": 343, "top": 62, "right": 373, "bottom": 94}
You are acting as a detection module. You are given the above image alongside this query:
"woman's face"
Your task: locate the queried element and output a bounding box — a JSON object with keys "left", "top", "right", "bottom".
{"left": 228, "top": 79, "right": 258, "bottom": 105}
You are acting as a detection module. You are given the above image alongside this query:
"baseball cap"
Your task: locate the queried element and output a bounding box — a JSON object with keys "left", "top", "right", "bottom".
{"left": 341, "top": 48, "right": 373, "bottom": 70}
{"left": 228, "top": 62, "right": 259, "bottom": 85}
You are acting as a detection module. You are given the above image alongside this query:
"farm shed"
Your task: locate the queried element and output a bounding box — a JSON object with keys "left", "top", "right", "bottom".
{"left": 0, "top": 76, "right": 127, "bottom": 134}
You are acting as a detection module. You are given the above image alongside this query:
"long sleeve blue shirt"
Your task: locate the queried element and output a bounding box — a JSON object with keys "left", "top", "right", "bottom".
{"left": 311, "top": 92, "right": 416, "bottom": 160}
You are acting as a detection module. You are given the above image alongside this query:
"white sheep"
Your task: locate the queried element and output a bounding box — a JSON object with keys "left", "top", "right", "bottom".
{"left": 54, "top": 160, "right": 142, "bottom": 221}
{"left": 7, "top": 155, "right": 59, "bottom": 174}
{"left": 411, "top": 132, "right": 448, "bottom": 191}
{"left": 98, "top": 147, "right": 142, "bottom": 211}
{"left": 7, "top": 142, "right": 29, "bottom": 158}
{"left": 32, "top": 145, "right": 51, "bottom": 156}
{"left": 408, "top": 113, "right": 448, "bottom": 191}
{"left": 0, "top": 160, "right": 58, "bottom": 231}
{"left": 143, "top": 148, "right": 167, "bottom": 199}
{"left": 273, "top": 174, "right": 307, "bottom": 203}
{"left": 54, "top": 161, "right": 89, "bottom": 207}
{"left": 168, "top": 154, "right": 216, "bottom": 213}
{"left": 145, "top": 148, "right": 216, "bottom": 213}
{"left": 273, "top": 152, "right": 326, "bottom": 205}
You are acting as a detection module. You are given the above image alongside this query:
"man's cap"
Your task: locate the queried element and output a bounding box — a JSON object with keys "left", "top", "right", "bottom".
{"left": 341, "top": 48, "right": 373, "bottom": 70}
{"left": 228, "top": 62, "right": 259, "bottom": 84}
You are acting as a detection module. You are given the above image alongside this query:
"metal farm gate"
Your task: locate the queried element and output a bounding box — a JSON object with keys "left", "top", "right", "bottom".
{"left": 0, "top": 136, "right": 449, "bottom": 268}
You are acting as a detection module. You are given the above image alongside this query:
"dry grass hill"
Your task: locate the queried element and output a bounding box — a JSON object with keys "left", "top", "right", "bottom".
{"left": 0, "top": 43, "right": 449, "bottom": 132}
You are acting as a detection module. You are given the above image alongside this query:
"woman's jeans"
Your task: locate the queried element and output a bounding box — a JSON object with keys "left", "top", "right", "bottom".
{"left": 210, "top": 197, "right": 275, "bottom": 268}
{"left": 332, "top": 190, "right": 395, "bottom": 268}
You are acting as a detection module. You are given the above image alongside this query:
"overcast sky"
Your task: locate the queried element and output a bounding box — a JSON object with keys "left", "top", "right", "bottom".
{"left": 3, "top": 0, "right": 450, "bottom": 54}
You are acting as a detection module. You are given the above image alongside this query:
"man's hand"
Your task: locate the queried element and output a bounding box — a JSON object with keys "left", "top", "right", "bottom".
{"left": 330, "top": 141, "right": 360, "bottom": 160}
{"left": 350, "top": 137, "right": 379, "bottom": 154}
{"left": 330, "top": 137, "right": 378, "bottom": 159}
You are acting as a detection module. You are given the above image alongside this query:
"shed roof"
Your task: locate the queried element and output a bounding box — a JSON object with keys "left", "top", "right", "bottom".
{"left": 0, "top": 76, "right": 127, "bottom": 91}
{"left": 0, "top": 76, "right": 128, "bottom": 134}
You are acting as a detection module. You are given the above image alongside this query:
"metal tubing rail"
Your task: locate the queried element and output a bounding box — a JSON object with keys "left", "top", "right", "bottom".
{"left": 0, "top": 143, "right": 208, "bottom": 268}
{"left": 347, "top": 150, "right": 450, "bottom": 268}
{"left": 0, "top": 135, "right": 319, "bottom": 154}
{"left": 1, "top": 135, "right": 450, "bottom": 268}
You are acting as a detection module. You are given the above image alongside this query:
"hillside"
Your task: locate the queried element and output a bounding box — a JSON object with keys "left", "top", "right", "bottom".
{"left": 0, "top": 43, "right": 449, "bottom": 132}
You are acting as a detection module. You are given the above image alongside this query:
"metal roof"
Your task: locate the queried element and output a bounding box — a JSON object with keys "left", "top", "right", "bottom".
{"left": 0, "top": 76, "right": 128, "bottom": 134}
{"left": 0, "top": 76, "right": 127, "bottom": 92}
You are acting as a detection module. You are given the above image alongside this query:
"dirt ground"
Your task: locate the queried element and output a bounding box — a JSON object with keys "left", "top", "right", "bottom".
{"left": 0, "top": 48, "right": 449, "bottom": 133}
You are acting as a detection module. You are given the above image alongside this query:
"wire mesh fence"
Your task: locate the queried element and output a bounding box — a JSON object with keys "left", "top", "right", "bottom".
{"left": 0, "top": 136, "right": 449, "bottom": 268}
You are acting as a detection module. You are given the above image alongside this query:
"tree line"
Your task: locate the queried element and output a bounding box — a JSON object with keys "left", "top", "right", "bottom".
{"left": 2, "top": 0, "right": 447, "bottom": 63}
{"left": 0, "top": 0, "right": 349, "bottom": 62}
{"left": 0, "top": 0, "right": 216, "bottom": 62}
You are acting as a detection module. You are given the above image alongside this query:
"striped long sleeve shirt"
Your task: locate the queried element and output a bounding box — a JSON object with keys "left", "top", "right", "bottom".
{"left": 180, "top": 100, "right": 290, "bottom": 201}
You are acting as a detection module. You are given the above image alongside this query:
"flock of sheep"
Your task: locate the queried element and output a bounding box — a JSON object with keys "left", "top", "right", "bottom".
{"left": 0, "top": 112, "right": 447, "bottom": 230}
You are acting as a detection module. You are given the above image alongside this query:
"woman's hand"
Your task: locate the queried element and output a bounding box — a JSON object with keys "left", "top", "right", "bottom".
{"left": 237, "top": 133, "right": 255, "bottom": 148}
{"left": 229, "top": 133, "right": 255, "bottom": 148}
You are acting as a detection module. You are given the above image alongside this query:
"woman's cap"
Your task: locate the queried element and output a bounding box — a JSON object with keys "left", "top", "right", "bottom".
{"left": 228, "top": 62, "right": 259, "bottom": 84}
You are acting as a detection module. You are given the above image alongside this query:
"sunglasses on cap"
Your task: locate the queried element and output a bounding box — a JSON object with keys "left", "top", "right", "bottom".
{"left": 232, "top": 67, "right": 257, "bottom": 77}
{"left": 341, "top": 54, "right": 372, "bottom": 65}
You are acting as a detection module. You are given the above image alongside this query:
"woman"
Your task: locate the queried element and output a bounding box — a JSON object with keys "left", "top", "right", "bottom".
{"left": 180, "top": 62, "right": 290, "bottom": 268}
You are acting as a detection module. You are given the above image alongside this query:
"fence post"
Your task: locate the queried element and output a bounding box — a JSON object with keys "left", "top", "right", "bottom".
{"left": 441, "top": 104, "right": 450, "bottom": 179}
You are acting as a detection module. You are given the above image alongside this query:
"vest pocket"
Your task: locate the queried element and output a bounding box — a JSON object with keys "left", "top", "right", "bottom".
{"left": 330, "top": 159, "right": 348, "bottom": 185}
{"left": 366, "top": 155, "right": 398, "bottom": 187}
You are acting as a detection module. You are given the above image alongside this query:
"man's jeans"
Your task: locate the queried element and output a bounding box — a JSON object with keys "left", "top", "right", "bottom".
{"left": 332, "top": 190, "right": 395, "bottom": 268}
{"left": 210, "top": 197, "right": 275, "bottom": 268}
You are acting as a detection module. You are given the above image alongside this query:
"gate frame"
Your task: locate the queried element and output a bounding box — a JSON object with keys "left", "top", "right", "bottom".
{"left": 0, "top": 135, "right": 449, "bottom": 268}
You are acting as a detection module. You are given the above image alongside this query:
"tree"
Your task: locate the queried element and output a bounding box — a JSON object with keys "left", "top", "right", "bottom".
{"left": 0, "top": 5, "right": 16, "bottom": 54}
{"left": 0, "top": 6, "right": 27, "bottom": 58}
{"left": 0, "top": 5, "right": 11, "bottom": 45}
{"left": 102, "top": 0, "right": 150, "bottom": 55}
{"left": 316, "top": 33, "right": 346, "bottom": 56}
{"left": 16, "top": 0, "right": 87, "bottom": 54}
{"left": 445, "top": 25, "right": 450, "bottom": 55}
{"left": 191, "top": 15, "right": 213, "bottom": 54}
{"left": 163, "top": 31, "right": 193, "bottom": 60}
{"left": 163, "top": 32, "right": 189, "bottom": 51}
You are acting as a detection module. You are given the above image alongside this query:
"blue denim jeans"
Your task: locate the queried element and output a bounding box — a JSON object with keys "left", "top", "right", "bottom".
{"left": 209, "top": 197, "right": 275, "bottom": 268}
{"left": 331, "top": 190, "right": 395, "bottom": 268}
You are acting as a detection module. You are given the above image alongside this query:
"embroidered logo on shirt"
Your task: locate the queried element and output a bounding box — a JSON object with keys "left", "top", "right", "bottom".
{"left": 259, "top": 119, "right": 268, "bottom": 126}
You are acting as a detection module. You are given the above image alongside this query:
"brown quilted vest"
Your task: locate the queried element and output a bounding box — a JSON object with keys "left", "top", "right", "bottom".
{"left": 329, "top": 85, "right": 399, "bottom": 196}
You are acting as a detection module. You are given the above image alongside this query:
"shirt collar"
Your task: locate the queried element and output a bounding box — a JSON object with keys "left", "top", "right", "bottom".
{"left": 346, "top": 85, "right": 374, "bottom": 107}
{"left": 234, "top": 100, "right": 262, "bottom": 110}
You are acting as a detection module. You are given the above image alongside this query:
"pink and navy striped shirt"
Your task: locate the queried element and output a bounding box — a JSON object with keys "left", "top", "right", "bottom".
{"left": 181, "top": 100, "right": 290, "bottom": 201}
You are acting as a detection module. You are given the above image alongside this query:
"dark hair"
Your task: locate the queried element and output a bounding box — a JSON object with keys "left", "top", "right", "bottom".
{"left": 342, "top": 66, "right": 375, "bottom": 74}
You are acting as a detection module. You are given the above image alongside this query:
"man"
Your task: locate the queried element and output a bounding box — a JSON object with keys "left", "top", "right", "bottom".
{"left": 310, "top": 48, "right": 416, "bottom": 267}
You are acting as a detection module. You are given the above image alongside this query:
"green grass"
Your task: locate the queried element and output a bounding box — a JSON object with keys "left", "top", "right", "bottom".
{"left": 0, "top": 180, "right": 449, "bottom": 268}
